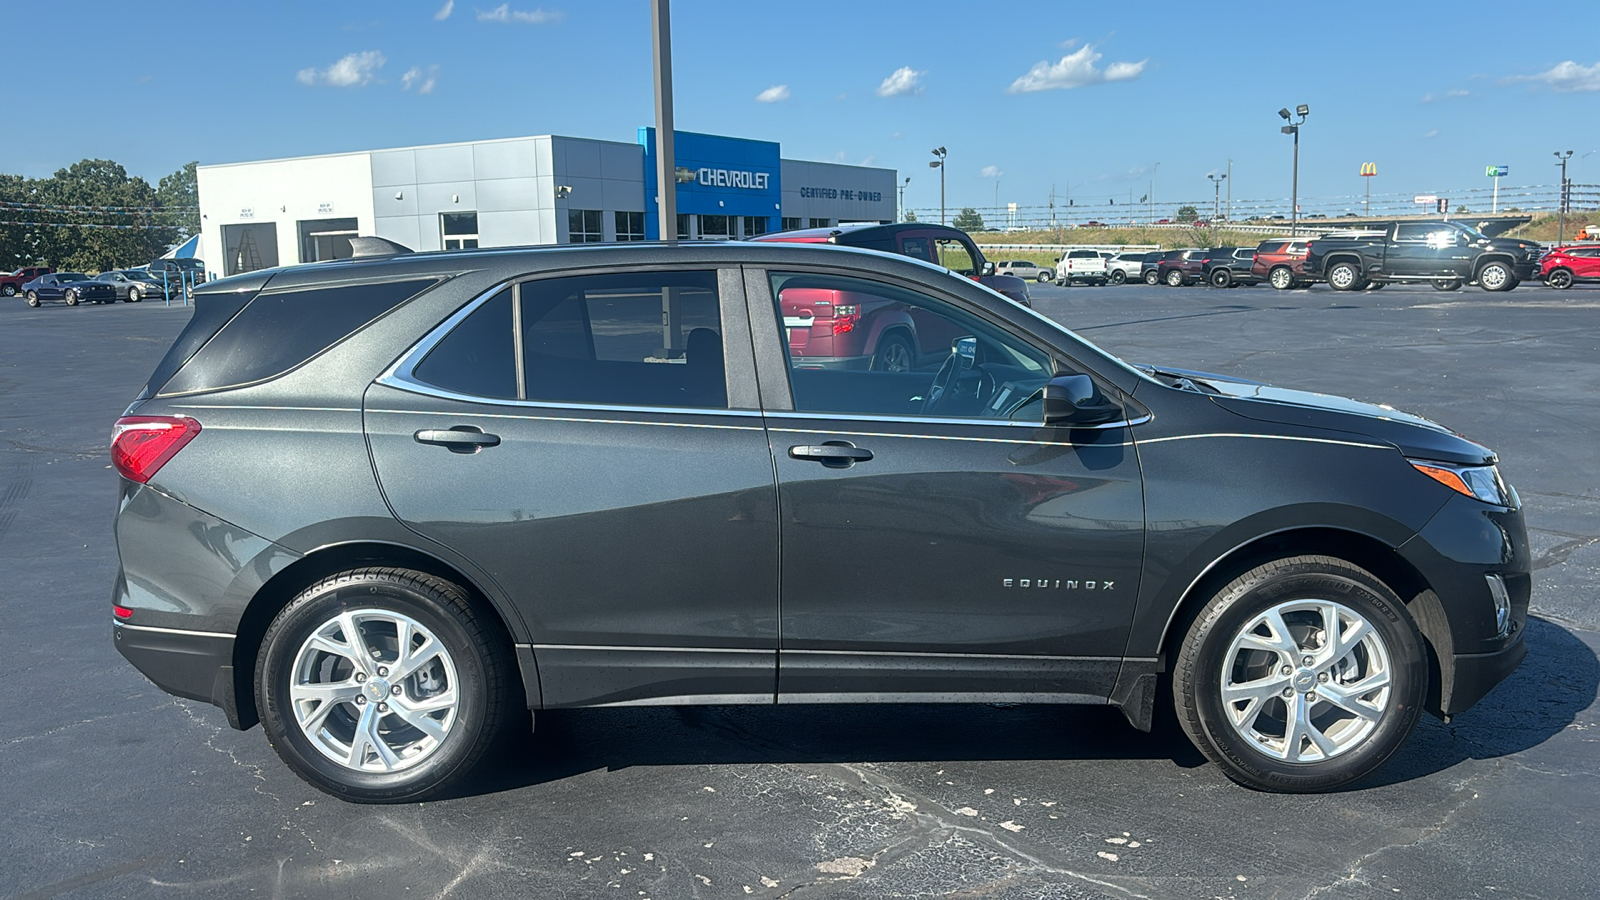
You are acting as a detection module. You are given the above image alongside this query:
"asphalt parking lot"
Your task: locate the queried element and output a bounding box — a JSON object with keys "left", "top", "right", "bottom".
{"left": 3, "top": 281, "right": 1598, "bottom": 899}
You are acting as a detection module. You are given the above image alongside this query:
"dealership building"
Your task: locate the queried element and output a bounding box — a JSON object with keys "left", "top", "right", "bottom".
{"left": 196, "top": 129, "right": 898, "bottom": 276}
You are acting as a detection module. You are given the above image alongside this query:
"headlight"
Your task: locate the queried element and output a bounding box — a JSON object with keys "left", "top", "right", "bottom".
{"left": 1409, "top": 459, "right": 1516, "bottom": 506}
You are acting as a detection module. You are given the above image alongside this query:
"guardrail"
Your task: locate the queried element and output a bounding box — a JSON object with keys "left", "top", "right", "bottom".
{"left": 977, "top": 243, "right": 1161, "bottom": 253}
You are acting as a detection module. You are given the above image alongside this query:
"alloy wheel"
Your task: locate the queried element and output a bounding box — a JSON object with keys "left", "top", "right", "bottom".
{"left": 289, "top": 608, "right": 461, "bottom": 773}
{"left": 1220, "top": 599, "right": 1392, "bottom": 763}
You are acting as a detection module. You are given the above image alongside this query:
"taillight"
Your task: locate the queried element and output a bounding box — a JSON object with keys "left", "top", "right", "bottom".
{"left": 832, "top": 305, "right": 859, "bottom": 335}
{"left": 111, "top": 416, "right": 201, "bottom": 483}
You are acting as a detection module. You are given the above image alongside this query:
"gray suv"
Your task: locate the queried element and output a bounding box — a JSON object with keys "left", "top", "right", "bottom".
{"left": 113, "top": 240, "right": 1529, "bottom": 801}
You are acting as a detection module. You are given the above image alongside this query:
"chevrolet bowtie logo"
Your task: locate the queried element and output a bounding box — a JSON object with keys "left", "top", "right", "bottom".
{"left": 674, "top": 167, "right": 697, "bottom": 184}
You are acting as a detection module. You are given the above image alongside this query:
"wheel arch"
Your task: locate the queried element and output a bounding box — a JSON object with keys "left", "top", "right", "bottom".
{"left": 228, "top": 540, "right": 533, "bottom": 731}
{"left": 1472, "top": 253, "right": 1516, "bottom": 276}
{"left": 1153, "top": 525, "right": 1444, "bottom": 714}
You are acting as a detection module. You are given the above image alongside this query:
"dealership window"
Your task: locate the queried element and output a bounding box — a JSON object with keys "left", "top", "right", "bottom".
{"left": 441, "top": 212, "right": 479, "bottom": 250}
{"left": 781, "top": 217, "right": 802, "bottom": 231}
{"left": 221, "top": 223, "right": 280, "bottom": 276}
{"left": 741, "top": 217, "right": 768, "bottom": 238}
{"left": 298, "top": 217, "right": 358, "bottom": 263}
{"left": 568, "top": 209, "right": 603, "bottom": 243}
{"left": 808, "top": 218, "right": 831, "bottom": 228}
{"left": 698, "top": 215, "right": 731, "bottom": 240}
{"left": 615, "top": 211, "right": 645, "bottom": 241}
{"left": 677, "top": 214, "right": 691, "bottom": 240}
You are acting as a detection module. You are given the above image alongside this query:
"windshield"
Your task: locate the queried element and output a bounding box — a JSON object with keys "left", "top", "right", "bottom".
{"left": 59, "top": 273, "right": 89, "bottom": 282}
{"left": 1453, "top": 222, "right": 1489, "bottom": 241}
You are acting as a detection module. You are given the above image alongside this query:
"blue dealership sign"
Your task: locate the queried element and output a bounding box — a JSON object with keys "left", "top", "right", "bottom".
{"left": 639, "top": 128, "right": 782, "bottom": 238}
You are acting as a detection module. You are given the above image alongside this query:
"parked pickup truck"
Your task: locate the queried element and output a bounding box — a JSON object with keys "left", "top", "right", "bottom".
{"left": 2, "top": 266, "right": 54, "bottom": 297}
{"left": 1305, "top": 221, "right": 1543, "bottom": 292}
{"left": 1054, "top": 248, "right": 1109, "bottom": 286}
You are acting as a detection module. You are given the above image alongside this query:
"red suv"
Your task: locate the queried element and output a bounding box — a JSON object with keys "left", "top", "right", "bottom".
{"left": 752, "top": 223, "right": 1030, "bottom": 307}
{"left": 1540, "top": 245, "right": 1600, "bottom": 289}
{"left": 1252, "top": 239, "right": 1312, "bottom": 290}
{"left": 2, "top": 266, "right": 54, "bottom": 297}
{"left": 775, "top": 277, "right": 965, "bottom": 372}
{"left": 1156, "top": 249, "right": 1207, "bottom": 286}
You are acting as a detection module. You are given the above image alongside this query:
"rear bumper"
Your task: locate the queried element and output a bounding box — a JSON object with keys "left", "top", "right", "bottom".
{"left": 113, "top": 620, "right": 248, "bottom": 726}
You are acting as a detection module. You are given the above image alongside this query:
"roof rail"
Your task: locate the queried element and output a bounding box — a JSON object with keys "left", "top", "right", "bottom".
{"left": 348, "top": 236, "right": 414, "bottom": 258}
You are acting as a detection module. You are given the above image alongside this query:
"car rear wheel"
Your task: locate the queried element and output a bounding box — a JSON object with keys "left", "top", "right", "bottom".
{"left": 1477, "top": 261, "right": 1515, "bottom": 292}
{"left": 1547, "top": 268, "right": 1574, "bottom": 289}
{"left": 1173, "top": 555, "right": 1426, "bottom": 793}
{"left": 871, "top": 333, "right": 915, "bottom": 373}
{"left": 1165, "top": 269, "right": 1185, "bottom": 287}
{"left": 1268, "top": 267, "right": 1294, "bottom": 290}
{"left": 1108, "top": 270, "right": 1127, "bottom": 285}
{"left": 1326, "top": 262, "right": 1361, "bottom": 291}
{"left": 1143, "top": 270, "right": 1160, "bottom": 286}
{"left": 1, "top": 284, "right": 15, "bottom": 297}
{"left": 1036, "top": 271, "right": 1050, "bottom": 283}
{"left": 255, "top": 567, "right": 518, "bottom": 802}
{"left": 1431, "top": 279, "right": 1463, "bottom": 292}
{"left": 1210, "top": 268, "right": 1233, "bottom": 288}
{"left": 25, "top": 290, "right": 40, "bottom": 307}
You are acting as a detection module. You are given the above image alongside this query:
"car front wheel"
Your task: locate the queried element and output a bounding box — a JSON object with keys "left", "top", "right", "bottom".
{"left": 255, "top": 568, "right": 518, "bottom": 802}
{"left": 1477, "top": 261, "right": 1515, "bottom": 292}
{"left": 1547, "top": 268, "right": 1574, "bottom": 289}
{"left": 1036, "top": 271, "right": 1050, "bottom": 283}
{"left": 1173, "top": 555, "right": 1426, "bottom": 793}
{"left": 64, "top": 289, "right": 79, "bottom": 306}
{"left": 871, "top": 333, "right": 915, "bottom": 373}
{"left": 1143, "top": 270, "right": 1160, "bottom": 285}
{"left": 128, "top": 287, "right": 142, "bottom": 302}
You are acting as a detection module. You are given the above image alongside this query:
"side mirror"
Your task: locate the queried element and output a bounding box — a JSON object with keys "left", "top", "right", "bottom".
{"left": 1043, "top": 374, "right": 1122, "bottom": 426}
{"left": 980, "top": 261, "right": 996, "bottom": 276}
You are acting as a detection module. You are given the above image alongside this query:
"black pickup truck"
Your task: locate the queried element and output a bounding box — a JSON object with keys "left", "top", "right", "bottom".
{"left": 1305, "top": 221, "right": 1542, "bottom": 292}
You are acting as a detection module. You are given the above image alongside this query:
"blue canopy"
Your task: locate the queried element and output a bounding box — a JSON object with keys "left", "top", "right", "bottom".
{"left": 161, "top": 234, "right": 200, "bottom": 259}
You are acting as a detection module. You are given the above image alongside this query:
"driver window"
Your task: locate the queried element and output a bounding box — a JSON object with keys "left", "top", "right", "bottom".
{"left": 934, "top": 239, "right": 976, "bottom": 276}
{"left": 769, "top": 272, "right": 1051, "bottom": 422}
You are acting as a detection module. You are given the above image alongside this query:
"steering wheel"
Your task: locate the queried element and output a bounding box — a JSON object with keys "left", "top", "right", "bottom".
{"left": 921, "top": 342, "right": 996, "bottom": 417}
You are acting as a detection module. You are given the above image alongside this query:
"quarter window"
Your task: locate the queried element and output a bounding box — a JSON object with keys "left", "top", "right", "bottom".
{"left": 567, "top": 209, "right": 603, "bottom": 243}
{"left": 441, "top": 212, "right": 479, "bottom": 250}
{"left": 769, "top": 271, "right": 1051, "bottom": 422}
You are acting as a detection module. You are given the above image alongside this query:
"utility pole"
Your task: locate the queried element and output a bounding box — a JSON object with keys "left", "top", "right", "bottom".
{"left": 1208, "top": 173, "right": 1226, "bottom": 242}
{"left": 650, "top": 0, "right": 676, "bottom": 242}
{"left": 1226, "top": 159, "right": 1232, "bottom": 224}
{"left": 1150, "top": 161, "right": 1160, "bottom": 222}
{"left": 1555, "top": 150, "right": 1573, "bottom": 244}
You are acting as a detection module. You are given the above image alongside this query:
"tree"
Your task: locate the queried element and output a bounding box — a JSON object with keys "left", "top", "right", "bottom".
{"left": 952, "top": 207, "right": 984, "bottom": 231}
{"left": 0, "top": 158, "right": 191, "bottom": 272}
{"left": 903, "top": 209, "right": 917, "bottom": 222}
{"left": 157, "top": 161, "right": 199, "bottom": 236}
{"left": 1454, "top": 204, "right": 1471, "bottom": 215}
{"left": 1175, "top": 205, "right": 1199, "bottom": 223}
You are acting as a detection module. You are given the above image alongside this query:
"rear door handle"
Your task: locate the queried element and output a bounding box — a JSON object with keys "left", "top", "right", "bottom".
{"left": 789, "top": 441, "right": 873, "bottom": 468}
{"left": 414, "top": 426, "right": 501, "bottom": 453}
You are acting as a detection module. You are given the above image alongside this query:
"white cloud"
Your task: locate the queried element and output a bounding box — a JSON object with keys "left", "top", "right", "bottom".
{"left": 1421, "top": 88, "right": 1470, "bottom": 102}
{"left": 980, "top": 165, "right": 1002, "bottom": 178}
{"left": 296, "top": 51, "right": 386, "bottom": 88}
{"left": 435, "top": 0, "right": 454, "bottom": 20}
{"left": 755, "top": 84, "right": 790, "bottom": 103}
{"left": 876, "top": 66, "right": 925, "bottom": 98}
{"left": 1007, "top": 43, "right": 1146, "bottom": 93}
{"left": 402, "top": 65, "right": 440, "bottom": 94}
{"left": 1510, "top": 60, "right": 1600, "bottom": 92}
{"left": 1422, "top": 129, "right": 1439, "bottom": 139}
{"left": 477, "top": 4, "right": 564, "bottom": 24}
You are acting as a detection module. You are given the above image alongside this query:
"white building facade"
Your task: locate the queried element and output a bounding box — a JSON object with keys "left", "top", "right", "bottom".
{"left": 197, "top": 131, "right": 898, "bottom": 277}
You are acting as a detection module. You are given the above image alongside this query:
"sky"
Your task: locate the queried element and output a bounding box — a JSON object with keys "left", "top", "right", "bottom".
{"left": 5, "top": 0, "right": 1598, "bottom": 218}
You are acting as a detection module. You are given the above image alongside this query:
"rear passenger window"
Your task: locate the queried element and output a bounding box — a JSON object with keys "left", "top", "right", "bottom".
{"left": 159, "top": 279, "right": 436, "bottom": 395}
{"left": 408, "top": 271, "right": 728, "bottom": 410}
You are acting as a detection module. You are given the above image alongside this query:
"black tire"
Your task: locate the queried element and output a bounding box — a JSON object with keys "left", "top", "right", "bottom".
{"left": 1108, "top": 269, "right": 1127, "bottom": 285}
{"left": 255, "top": 567, "right": 518, "bottom": 803}
{"left": 1036, "top": 271, "right": 1051, "bottom": 283}
{"left": 1, "top": 283, "right": 15, "bottom": 297}
{"left": 1268, "top": 267, "right": 1294, "bottom": 291}
{"left": 871, "top": 333, "right": 915, "bottom": 373}
{"left": 25, "top": 290, "right": 40, "bottom": 307}
{"left": 1547, "top": 268, "right": 1575, "bottom": 290}
{"left": 1210, "top": 268, "right": 1233, "bottom": 288}
{"left": 1173, "top": 555, "right": 1427, "bottom": 793}
{"left": 1363, "top": 281, "right": 1385, "bottom": 291}
{"left": 1326, "top": 261, "right": 1361, "bottom": 292}
{"left": 1165, "top": 268, "right": 1185, "bottom": 287}
{"left": 1143, "top": 269, "right": 1160, "bottom": 286}
{"left": 1431, "top": 279, "right": 1462, "bottom": 292}
{"left": 1477, "top": 261, "right": 1515, "bottom": 292}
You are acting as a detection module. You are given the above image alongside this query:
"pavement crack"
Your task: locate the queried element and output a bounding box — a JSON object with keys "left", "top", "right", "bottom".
{"left": 1529, "top": 534, "right": 1600, "bottom": 572}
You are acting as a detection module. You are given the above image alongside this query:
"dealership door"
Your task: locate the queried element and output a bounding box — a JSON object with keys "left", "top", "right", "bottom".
{"left": 749, "top": 268, "right": 1145, "bottom": 702}
{"left": 297, "top": 217, "right": 358, "bottom": 263}
{"left": 365, "top": 268, "right": 780, "bottom": 708}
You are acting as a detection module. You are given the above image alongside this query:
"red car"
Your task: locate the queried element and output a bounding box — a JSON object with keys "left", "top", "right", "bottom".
{"left": 1540, "top": 245, "right": 1600, "bottom": 289}
{"left": 1251, "top": 238, "right": 1313, "bottom": 290}
{"left": 2, "top": 266, "right": 54, "bottom": 297}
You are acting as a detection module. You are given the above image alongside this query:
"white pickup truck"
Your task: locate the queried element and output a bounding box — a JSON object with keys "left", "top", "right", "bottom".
{"left": 1054, "top": 249, "right": 1109, "bottom": 286}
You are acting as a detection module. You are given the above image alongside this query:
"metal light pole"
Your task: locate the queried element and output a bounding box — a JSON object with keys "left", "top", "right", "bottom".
{"left": 1555, "top": 150, "right": 1573, "bottom": 245}
{"left": 897, "top": 176, "right": 911, "bottom": 222}
{"left": 650, "top": 0, "right": 676, "bottom": 242}
{"left": 1151, "top": 161, "right": 1160, "bottom": 222}
{"left": 929, "top": 147, "right": 947, "bottom": 225}
{"left": 1207, "top": 173, "right": 1226, "bottom": 235}
{"left": 1226, "top": 159, "right": 1232, "bottom": 224}
{"left": 1279, "top": 105, "right": 1308, "bottom": 236}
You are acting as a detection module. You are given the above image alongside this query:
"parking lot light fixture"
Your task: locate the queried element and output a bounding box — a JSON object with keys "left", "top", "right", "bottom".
{"left": 1555, "top": 150, "right": 1574, "bottom": 244}
{"left": 1279, "top": 105, "right": 1308, "bottom": 236}
{"left": 930, "top": 148, "right": 947, "bottom": 225}
{"left": 898, "top": 176, "right": 911, "bottom": 222}
{"left": 1208, "top": 173, "right": 1227, "bottom": 239}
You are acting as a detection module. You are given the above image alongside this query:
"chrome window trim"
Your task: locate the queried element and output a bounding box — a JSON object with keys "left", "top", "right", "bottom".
{"left": 764, "top": 410, "right": 1151, "bottom": 431}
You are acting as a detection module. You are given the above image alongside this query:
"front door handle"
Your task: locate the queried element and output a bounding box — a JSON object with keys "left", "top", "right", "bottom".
{"left": 414, "top": 426, "right": 501, "bottom": 453}
{"left": 789, "top": 441, "right": 873, "bottom": 468}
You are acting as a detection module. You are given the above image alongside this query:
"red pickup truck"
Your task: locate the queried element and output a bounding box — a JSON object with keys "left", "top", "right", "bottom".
{"left": 2, "top": 266, "right": 55, "bottom": 297}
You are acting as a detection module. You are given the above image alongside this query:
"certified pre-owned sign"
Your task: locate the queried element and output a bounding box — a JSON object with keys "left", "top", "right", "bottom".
{"left": 696, "top": 167, "right": 770, "bottom": 190}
